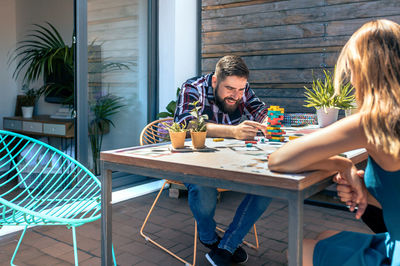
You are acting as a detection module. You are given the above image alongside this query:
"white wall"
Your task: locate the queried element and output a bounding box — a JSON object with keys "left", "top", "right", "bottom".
{"left": 0, "top": 0, "right": 17, "bottom": 128}
{"left": 15, "top": 0, "right": 74, "bottom": 115}
{"left": 158, "top": 0, "right": 198, "bottom": 114}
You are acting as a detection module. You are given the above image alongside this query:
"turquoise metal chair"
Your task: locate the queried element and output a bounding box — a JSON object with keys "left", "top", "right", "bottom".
{"left": 0, "top": 130, "right": 116, "bottom": 265}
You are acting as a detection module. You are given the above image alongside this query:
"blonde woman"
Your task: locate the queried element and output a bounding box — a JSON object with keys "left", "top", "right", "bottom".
{"left": 269, "top": 19, "right": 400, "bottom": 266}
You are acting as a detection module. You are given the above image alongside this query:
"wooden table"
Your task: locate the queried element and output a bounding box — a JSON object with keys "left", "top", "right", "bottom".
{"left": 3, "top": 115, "right": 74, "bottom": 138}
{"left": 100, "top": 138, "right": 367, "bottom": 266}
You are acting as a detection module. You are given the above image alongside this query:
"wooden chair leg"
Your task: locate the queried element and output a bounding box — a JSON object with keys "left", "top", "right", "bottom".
{"left": 140, "top": 180, "right": 195, "bottom": 265}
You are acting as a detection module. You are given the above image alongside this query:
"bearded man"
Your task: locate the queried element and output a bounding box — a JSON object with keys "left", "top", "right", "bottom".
{"left": 174, "top": 55, "right": 271, "bottom": 266}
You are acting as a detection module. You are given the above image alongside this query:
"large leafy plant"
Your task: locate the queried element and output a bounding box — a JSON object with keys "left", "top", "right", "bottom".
{"left": 189, "top": 100, "right": 208, "bottom": 132}
{"left": 10, "top": 22, "right": 130, "bottom": 174}
{"left": 304, "top": 69, "right": 355, "bottom": 112}
{"left": 89, "top": 94, "right": 125, "bottom": 175}
{"left": 9, "top": 22, "right": 74, "bottom": 105}
{"left": 9, "top": 22, "right": 129, "bottom": 106}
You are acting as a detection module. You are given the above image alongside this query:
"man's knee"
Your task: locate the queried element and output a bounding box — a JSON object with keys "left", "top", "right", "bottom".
{"left": 186, "top": 184, "right": 218, "bottom": 213}
{"left": 252, "top": 196, "right": 272, "bottom": 211}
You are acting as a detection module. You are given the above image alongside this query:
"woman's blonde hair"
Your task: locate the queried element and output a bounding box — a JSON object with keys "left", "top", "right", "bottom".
{"left": 334, "top": 19, "right": 400, "bottom": 157}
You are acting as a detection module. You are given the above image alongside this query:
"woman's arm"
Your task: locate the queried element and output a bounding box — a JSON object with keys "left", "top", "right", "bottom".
{"left": 268, "top": 113, "right": 367, "bottom": 173}
{"left": 268, "top": 113, "right": 369, "bottom": 218}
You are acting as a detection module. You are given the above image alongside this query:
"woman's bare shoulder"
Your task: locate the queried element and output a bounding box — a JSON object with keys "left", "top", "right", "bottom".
{"left": 367, "top": 147, "right": 400, "bottom": 172}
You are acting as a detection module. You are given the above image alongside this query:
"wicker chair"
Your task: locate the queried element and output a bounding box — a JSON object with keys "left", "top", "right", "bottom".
{"left": 139, "top": 118, "right": 259, "bottom": 266}
{"left": 0, "top": 130, "right": 116, "bottom": 266}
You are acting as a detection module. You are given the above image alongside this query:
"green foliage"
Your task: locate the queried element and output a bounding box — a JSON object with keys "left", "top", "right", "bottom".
{"left": 9, "top": 22, "right": 72, "bottom": 84}
{"left": 157, "top": 87, "right": 181, "bottom": 118}
{"left": 304, "top": 68, "right": 355, "bottom": 112}
{"left": 188, "top": 100, "right": 208, "bottom": 132}
{"left": 20, "top": 86, "right": 44, "bottom": 106}
{"left": 162, "top": 120, "right": 187, "bottom": 132}
{"left": 10, "top": 22, "right": 130, "bottom": 175}
{"left": 9, "top": 22, "right": 130, "bottom": 106}
{"left": 89, "top": 94, "right": 125, "bottom": 175}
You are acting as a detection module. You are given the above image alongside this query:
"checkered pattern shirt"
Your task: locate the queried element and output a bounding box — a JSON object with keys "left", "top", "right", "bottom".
{"left": 174, "top": 73, "right": 269, "bottom": 126}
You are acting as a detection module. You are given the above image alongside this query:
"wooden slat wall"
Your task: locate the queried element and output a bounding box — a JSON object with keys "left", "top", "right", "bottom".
{"left": 201, "top": 0, "right": 400, "bottom": 113}
{"left": 87, "top": 0, "right": 140, "bottom": 100}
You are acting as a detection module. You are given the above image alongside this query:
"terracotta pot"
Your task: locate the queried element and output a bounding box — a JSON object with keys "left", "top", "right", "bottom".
{"left": 316, "top": 107, "right": 338, "bottom": 127}
{"left": 190, "top": 131, "right": 207, "bottom": 149}
{"left": 169, "top": 131, "right": 186, "bottom": 149}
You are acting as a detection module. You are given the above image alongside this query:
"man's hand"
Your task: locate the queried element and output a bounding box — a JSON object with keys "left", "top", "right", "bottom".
{"left": 334, "top": 169, "right": 367, "bottom": 219}
{"left": 233, "top": 120, "right": 267, "bottom": 140}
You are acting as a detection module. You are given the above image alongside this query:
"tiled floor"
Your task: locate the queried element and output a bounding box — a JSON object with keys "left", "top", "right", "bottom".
{"left": 0, "top": 189, "right": 372, "bottom": 266}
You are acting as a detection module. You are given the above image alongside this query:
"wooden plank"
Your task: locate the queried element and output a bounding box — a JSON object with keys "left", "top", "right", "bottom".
{"left": 88, "top": 4, "right": 139, "bottom": 22}
{"left": 251, "top": 83, "right": 308, "bottom": 89}
{"left": 202, "top": 53, "right": 326, "bottom": 72}
{"left": 202, "top": 0, "right": 326, "bottom": 19}
{"left": 89, "top": 26, "right": 138, "bottom": 41}
{"left": 202, "top": 1, "right": 397, "bottom": 32}
{"left": 88, "top": 50, "right": 139, "bottom": 60}
{"left": 201, "top": 36, "right": 349, "bottom": 54}
{"left": 259, "top": 97, "right": 311, "bottom": 113}
{"left": 98, "top": 39, "right": 140, "bottom": 51}
{"left": 327, "top": 15, "right": 400, "bottom": 36}
{"left": 88, "top": 0, "right": 138, "bottom": 11}
{"left": 252, "top": 88, "right": 306, "bottom": 98}
{"left": 202, "top": 47, "right": 342, "bottom": 60}
{"left": 88, "top": 19, "right": 138, "bottom": 31}
{"left": 250, "top": 69, "right": 313, "bottom": 84}
{"left": 325, "top": 0, "right": 371, "bottom": 4}
{"left": 203, "top": 23, "right": 324, "bottom": 45}
{"left": 202, "top": 0, "right": 280, "bottom": 10}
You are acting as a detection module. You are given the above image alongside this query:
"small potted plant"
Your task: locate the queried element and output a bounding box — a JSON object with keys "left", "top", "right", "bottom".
{"left": 162, "top": 121, "right": 187, "bottom": 149}
{"left": 188, "top": 100, "right": 208, "bottom": 149}
{"left": 20, "top": 86, "right": 43, "bottom": 118}
{"left": 304, "top": 68, "right": 355, "bottom": 127}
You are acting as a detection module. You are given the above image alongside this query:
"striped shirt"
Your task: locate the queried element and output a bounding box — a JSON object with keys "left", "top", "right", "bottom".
{"left": 174, "top": 73, "right": 268, "bottom": 126}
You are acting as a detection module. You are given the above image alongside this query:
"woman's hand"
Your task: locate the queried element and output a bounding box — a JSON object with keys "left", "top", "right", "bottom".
{"left": 334, "top": 169, "right": 367, "bottom": 219}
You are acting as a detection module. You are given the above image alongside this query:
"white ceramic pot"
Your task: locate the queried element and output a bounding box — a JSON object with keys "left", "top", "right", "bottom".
{"left": 316, "top": 107, "right": 338, "bottom": 128}
{"left": 21, "top": 106, "right": 34, "bottom": 118}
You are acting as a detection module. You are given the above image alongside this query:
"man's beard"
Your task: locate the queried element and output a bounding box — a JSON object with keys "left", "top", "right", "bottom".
{"left": 215, "top": 85, "right": 240, "bottom": 114}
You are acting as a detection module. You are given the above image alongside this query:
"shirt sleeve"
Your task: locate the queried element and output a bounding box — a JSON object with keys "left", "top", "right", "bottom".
{"left": 174, "top": 82, "right": 200, "bottom": 126}
{"left": 244, "top": 87, "right": 269, "bottom": 123}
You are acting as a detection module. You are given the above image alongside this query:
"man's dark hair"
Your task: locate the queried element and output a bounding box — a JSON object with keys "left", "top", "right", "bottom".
{"left": 215, "top": 55, "right": 249, "bottom": 82}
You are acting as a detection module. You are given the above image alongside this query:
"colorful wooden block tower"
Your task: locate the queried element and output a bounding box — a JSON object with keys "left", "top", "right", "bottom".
{"left": 266, "top": 106, "right": 285, "bottom": 142}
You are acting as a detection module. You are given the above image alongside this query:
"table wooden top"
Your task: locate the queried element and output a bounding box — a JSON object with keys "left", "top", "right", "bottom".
{"left": 101, "top": 136, "right": 367, "bottom": 191}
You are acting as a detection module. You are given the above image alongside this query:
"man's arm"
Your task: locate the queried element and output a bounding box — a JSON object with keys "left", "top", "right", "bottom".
{"left": 206, "top": 120, "right": 267, "bottom": 140}
{"left": 243, "top": 87, "right": 269, "bottom": 124}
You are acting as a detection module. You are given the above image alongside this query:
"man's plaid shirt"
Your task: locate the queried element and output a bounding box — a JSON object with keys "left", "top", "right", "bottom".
{"left": 174, "top": 73, "right": 269, "bottom": 126}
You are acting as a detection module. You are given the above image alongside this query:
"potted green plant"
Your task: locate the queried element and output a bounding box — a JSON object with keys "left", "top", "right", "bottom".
{"left": 188, "top": 101, "right": 208, "bottom": 149}
{"left": 304, "top": 68, "right": 355, "bottom": 127}
{"left": 9, "top": 23, "right": 130, "bottom": 107}
{"left": 20, "top": 86, "right": 43, "bottom": 118}
{"left": 162, "top": 121, "right": 187, "bottom": 149}
{"left": 89, "top": 94, "right": 125, "bottom": 175}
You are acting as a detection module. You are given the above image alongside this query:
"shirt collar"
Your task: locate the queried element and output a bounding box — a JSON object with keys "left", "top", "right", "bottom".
{"left": 206, "top": 72, "right": 215, "bottom": 103}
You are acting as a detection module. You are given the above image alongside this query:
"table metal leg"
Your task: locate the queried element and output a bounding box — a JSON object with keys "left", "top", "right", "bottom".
{"left": 101, "top": 162, "right": 113, "bottom": 266}
{"left": 288, "top": 192, "right": 304, "bottom": 266}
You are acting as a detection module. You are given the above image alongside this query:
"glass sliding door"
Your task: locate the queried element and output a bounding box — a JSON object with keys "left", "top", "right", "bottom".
{"left": 86, "top": 0, "right": 149, "bottom": 175}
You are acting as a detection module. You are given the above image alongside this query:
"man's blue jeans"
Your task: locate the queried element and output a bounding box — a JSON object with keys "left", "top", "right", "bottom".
{"left": 185, "top": 183, "right": 271, "bottom": 254}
